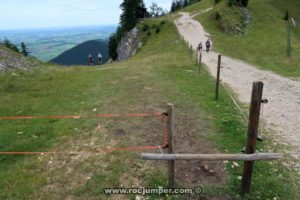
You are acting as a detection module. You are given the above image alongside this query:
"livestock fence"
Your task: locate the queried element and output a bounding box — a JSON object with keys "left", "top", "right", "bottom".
{"left": 142, "top": 82, "right": 282, "bottom": 195}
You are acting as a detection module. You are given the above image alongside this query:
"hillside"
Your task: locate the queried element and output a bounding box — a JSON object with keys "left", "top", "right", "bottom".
{"left": 50, "top": 40, "right": 109, "bottom": 66}
{"left": 0, "top": 7, "right": 299, "bottom": 200}
{"left": 0, "top": 45, "right": 39, "bottom": 71}
{"left": 186, "top": 0, "right": 300, "bottom": 77}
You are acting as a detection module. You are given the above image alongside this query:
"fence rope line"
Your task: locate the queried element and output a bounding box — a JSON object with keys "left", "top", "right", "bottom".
{"left": 223, "top": 86, "right": 248, "bottom": 123}
{"left": 223, "top": 86, "right": 266, "bottom": 139}
{"left": 0, "top": 146, "right": 163, "bottom": 155}
{"left": 0, "top": 112, "right": 169, "bottom": 155}
{"left": 0, "top": 113, "right": 162, "bottom": 120}
{"left": 194, "top": 48, "right": 249, "bottom": 123}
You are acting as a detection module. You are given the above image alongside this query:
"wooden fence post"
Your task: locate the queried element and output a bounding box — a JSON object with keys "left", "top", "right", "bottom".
{"left": 241, "top": 82, "right": 264, "bottom": 194}
{"left": 167, "top": 103, "right": 175, "bottom": 189}
{"left": 215, "top": 55, "right": 221, "bottom": 100}
{"left": 287, "top": 20, "right": 291, "bottom": 58}
{"left": 199, "top": 53, "right": 202, "bottom": 74}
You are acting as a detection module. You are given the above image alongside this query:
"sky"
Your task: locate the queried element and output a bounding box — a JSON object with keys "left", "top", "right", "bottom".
{"left": 0, "top": 0, "right": 172, "bottom": 30}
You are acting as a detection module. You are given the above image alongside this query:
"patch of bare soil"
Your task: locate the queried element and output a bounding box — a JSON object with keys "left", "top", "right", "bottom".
{"left": 174, "top": 113, "right": 227, "bottom": 187}
{"left": 29, "top": 104, "right": 231, "bottom": 199}
{"left": 173, "top": 112, "right": 230, "bottom": 200}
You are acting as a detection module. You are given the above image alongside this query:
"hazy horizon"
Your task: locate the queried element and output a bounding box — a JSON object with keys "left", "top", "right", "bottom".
{"left": 0, "top": 24, "right": 118, "bottom": 32}
{"left": 0, "top": 0, "right": 172, "bottom": 30}
{"left": 0, "top": 25, "right": 116, "bottom": 62}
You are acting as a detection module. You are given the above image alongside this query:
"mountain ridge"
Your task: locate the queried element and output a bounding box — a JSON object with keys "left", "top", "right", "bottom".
{"left": 50, "top": 40, "right": 109, "bottom": 66}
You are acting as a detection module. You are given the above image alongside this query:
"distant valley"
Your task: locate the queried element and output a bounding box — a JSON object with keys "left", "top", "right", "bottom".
{"left": 0, "top": 25, "right": 116, "bottom": 62}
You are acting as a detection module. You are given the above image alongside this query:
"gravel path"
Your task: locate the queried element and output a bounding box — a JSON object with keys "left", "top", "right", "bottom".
{"left": 175, "top": 12, "right": 300, "bottom": 166}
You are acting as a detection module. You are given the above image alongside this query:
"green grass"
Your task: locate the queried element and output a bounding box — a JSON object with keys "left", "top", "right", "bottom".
{"left": 0, "top": 15, "right": 298, "bottom": 199}
{"left": 182, "top": 0, "right": 213, "bottom": 13}
{"left": 189, "top": 0, "right": 300, "bottom": 77}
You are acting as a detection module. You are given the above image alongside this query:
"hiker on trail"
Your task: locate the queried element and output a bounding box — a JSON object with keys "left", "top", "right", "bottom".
{"left": 88, "top": 54, "right": 93, "bottom": 65}
{"left": 97, "top": 53, "right": 103, "bottom": 65}
{"left": 197, "top": 42, "right": 203, "bottom": 52}
{"left": 206, "top": 39, "right": 211, "bottom": 53}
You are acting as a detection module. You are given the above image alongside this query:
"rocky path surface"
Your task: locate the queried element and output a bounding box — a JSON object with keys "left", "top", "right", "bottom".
{"left": 175, "top": 12, "right": 300, "bottom": 170}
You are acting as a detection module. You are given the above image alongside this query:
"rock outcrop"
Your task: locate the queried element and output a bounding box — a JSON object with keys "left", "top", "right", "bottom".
{"left": 0, "top": 46, "right": 39, "bottom": 71}
{"left": 117, "top": 28, "right": 143, "bottom": 61}
{"left": 240, "top": 7, "right": 251, "bottom": 26}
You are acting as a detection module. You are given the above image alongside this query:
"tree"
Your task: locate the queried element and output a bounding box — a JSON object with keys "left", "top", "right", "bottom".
{"left": 109, "top": 0, "right": 145, "bottom": 60}
{"left": 235, "top": 0, "right": 249, "bottom": 7}
{"left": 284, "top": 10, "right": 289, "bottom": 21}
{"left": 21, "top": 42, "right": 29, "bottom": 56}
{"left": 108, "top": 33, "right": 118, "bottom": 61}
{"left": 170, "top": 0, "right": 200, "bottom": 11}
{"left": 184, "top": 0, "right": 189, "bottom": 7}
{"left": 119, "top": 0, "right": 145, "bottom": 32}
{"left": 176, "top": 0, "right": 182, "bottom": 9}
{"left": 149, "top": 2, "right": 163, "bottom": 17}
{"left": 3, "top": 38, "right": 19, "bottom": 52}
{"left": 108, "top": 26, "right": 124, "bottom": 61}
{"left": 171, "top": 0, "right": 176, "bottom": 12}
{"left": 241, "top": 0, "right": 249, "bottom": 7}
{"left": 214, "top": 0, "right": 221, "bottom": 5}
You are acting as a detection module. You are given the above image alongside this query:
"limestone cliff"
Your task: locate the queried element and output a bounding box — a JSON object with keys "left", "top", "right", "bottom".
{"left": 117, "top": 28, "right": 143, "bottom": 61}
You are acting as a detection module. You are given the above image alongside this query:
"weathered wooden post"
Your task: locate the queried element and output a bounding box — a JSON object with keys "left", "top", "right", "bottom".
{"left": 167, "top": 103, "right": 175, "bottom": 188}
{"left": 199, "top": 53, "right": 202, "bottom": 74}
{"left": 215, "top": 55, "right": 221, "bottom": 100}
{"left": 241, "top": 81, "right": 264, "bottom": 194}
{"left": 142, "top": 153, "right": 282, "bottom": 161}
{"left": 287, "top": 20, "right": 291, "bottom": 57}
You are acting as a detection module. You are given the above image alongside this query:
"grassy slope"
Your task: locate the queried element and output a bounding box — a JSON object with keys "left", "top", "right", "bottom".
{"left": 0, "top": 16, "right": 298, "bottom": 200}
{"left": 190, "top": 0, "right": 300, "bottom": 77}
{"left": 182, "top": 0, "right": 213, "bottom": 12}
{"left": 0, "top": 45, "right": 39, "bottom": 69}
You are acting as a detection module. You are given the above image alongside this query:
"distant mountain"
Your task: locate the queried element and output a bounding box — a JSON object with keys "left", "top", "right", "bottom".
{"left": 50, "top": 40, "right": 109, "bottom": 66}
{"left": 0, "top": 25, "right": 116, "bottom": 62}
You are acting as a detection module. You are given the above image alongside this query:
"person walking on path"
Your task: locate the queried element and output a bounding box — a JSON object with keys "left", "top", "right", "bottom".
{"left": 88, "top": 54, "right": 93, "bottom": 65}
{"left": 97, "top": 53, "right": 103, "bottom": 65}
{"left": 206, "top": 39, "right": 211, "bottom": 53}
{"left": 197, "top": 42, "right": 203, "bottom": 52}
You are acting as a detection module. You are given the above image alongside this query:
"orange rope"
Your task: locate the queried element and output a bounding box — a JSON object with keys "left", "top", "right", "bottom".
{"left": 0, "top": 113, "right": 161, "bottom": 120}
{"left": 95, "top": 113, "right": 161, "bottom": 118}
{"left": 101, "top": 146, "right": 162, "bottom": 152}
{"left": 0, "top": 116, "right": 82, "bottom": 120}
{"left": 0, "top": 112, "right": 169, "bottom": 155}
{"left": 0, "top": 146, "right": 162, "bottom": 155}
{"left": 0, "top": 152, "right": 59, "bottom": 155}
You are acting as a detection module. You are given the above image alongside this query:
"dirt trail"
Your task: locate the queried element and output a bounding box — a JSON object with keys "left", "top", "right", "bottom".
{"left": 175, "top": 12, "right": 300, "bottom": 166}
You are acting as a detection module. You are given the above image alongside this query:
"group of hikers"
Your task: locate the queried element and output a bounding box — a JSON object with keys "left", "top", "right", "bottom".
{"left": 87, "top": 40, "right": 210, "bottom": 65}
{"left": 88, "top": 53, "right": 103, "bottom": 65}
{"left": 197, "top": 39, "right": 211, "bottom": 53}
